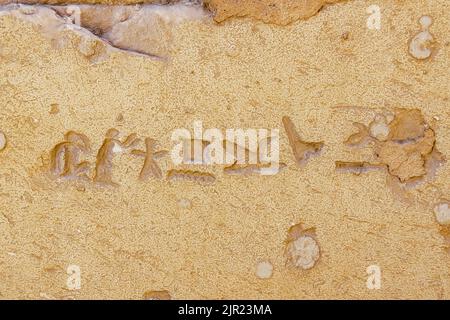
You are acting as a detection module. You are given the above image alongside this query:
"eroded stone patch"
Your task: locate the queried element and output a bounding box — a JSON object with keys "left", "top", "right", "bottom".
{"left": 54, "top": 3, "right": 209, "bottom": 57}
{"left": 204, "top": 0, "right": 342, "bottom": 25}
{"left": 0, "top": 0, "right": 350, "bottom": 61}
{"left": 0, "top": 0, "right": 187, "bottom": 5}
{"left": 1, "top": 0, "right": 344, "bottom": 25}
{"left": 0, "top": 5, "right": 132, "bottom": 61}
{"left": 0, "top": 3, "right": 209, "bottom": 61}
{"left": 338, "top": 109, "right": 445, "bottom": 186}
{"left": 285, "top": 224, "right": 320, "bottom": 270}
{"left": 375, "top": 109, "right": 443, "bottom": 183}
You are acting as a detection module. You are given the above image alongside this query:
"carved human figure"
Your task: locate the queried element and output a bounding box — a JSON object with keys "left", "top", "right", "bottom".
{"left": 132, "top": 138, "right": 168, "bottom": 180}
{"left": 50, "top": 131, "right": 91, "bottom": 180}
{"left": 93, "top": 128, "right": 139, "bottom": 186}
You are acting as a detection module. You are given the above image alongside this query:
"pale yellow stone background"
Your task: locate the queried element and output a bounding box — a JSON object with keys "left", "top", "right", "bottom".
{"left": 0, "top": 0, "right": 449, "bottom": 299}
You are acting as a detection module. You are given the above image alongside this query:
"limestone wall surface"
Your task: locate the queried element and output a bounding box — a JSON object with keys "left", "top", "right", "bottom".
{"left": 0, "top": 0, "right": 449, "bottom": 299}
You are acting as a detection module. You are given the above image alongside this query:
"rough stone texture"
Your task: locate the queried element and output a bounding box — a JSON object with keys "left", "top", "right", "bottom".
{"left": 204, "top": 0, "right": 342, "bottom": 25}
{"left": 0, "top": 0, "right": 168, "bottom": 4}
{"left": 0, "top": 0, "right": 449, "bottom": 300}
{"left": 52, "top": 4, "right": 209, "bottom": 58}
{"left": 0, "top": 0, "right": 344, "bottom": 25}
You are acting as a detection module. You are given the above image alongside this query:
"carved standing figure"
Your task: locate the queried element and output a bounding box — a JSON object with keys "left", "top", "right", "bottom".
{"left": 50, "top": 131, "right": 91, "bottom": 180}
{"left": 93, "top": 128, "right": 139, "bottom": 186}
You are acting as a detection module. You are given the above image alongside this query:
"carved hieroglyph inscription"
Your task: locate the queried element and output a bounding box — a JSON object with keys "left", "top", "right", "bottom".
{"left": 142, "top": 290, "right": 172, "bottom": 300}
{"left": 131, "top": 138, "right": 168, "bottom": 181}
{"left": 49, "top": 129, "right": 168, "bottom": 186}
{"left": 46, "top": 116, "right": 328, "bottom": 186}
{"left": 282, "top": 116, "right": 324, "bottom": 167}
{"left": 45, "top": 110, "right": 445, "bottom": 189}
{"left": 167, "top": 169, "right": 216, "bottom": 185}
{"left": 337, "top": 109, "right": 445, "bottom": 185}
{"left": 93, "top": 129, "right": 139, "bottom": 186}
{"left": 50, "top": 131, "right": 91, "bottom": 180}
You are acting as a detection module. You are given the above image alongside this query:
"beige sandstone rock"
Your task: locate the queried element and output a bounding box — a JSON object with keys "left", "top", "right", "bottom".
{"left": 0, "top": 0, "right": 344, "bottom": 24}
{"left": 204, "top": 0, "right": 342, "bottom": 25}
{"left": 0, "top": 0, "right": 449, "bottom": 300}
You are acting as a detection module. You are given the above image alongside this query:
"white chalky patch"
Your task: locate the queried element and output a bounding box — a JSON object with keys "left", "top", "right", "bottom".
{"left": 256, "top": 261, "right": 273, "bottom": 279}
{"left": 0, "top": 131, "right": 6, "bottom": 151}
{"left": 409, "top": 15, "right": 434, "bottom": 60}
{"left": 369, "top": 117, "right": 390, "bottom": 141}
{"left": 112, "top": 144, "right": 123, "bottom": 153}
{"left": 419, "top": 15, "right": 432, "bottom": 28}
{"left": 434, "top": 202, "right": 450, "bottom": 225}
{"left": 177, "top": 198, "right": 192, "bottom": 209}
{"left": 289, "top": 235, "right": 320, "bottom": 270}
